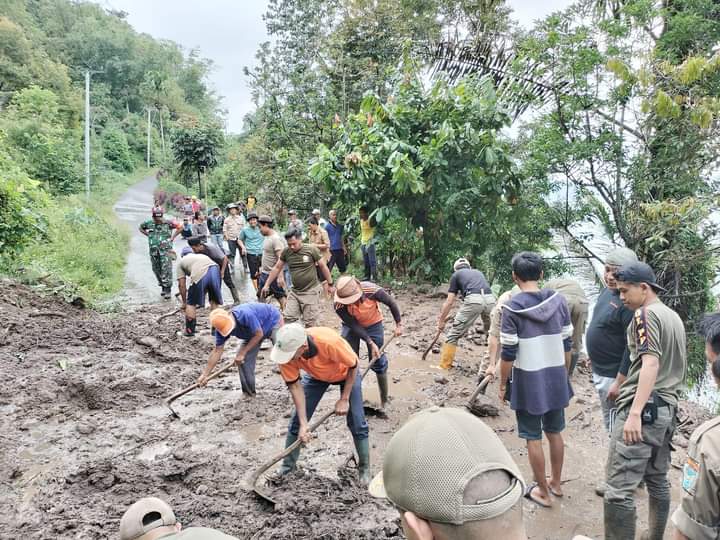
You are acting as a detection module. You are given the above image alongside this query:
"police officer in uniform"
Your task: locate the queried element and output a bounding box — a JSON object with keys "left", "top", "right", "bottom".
{"left": 139, "top": 207, "right": 179, "bottom": 299}
{"left": 603, "top": 262, "right": 686, "bottom": 540}
{"left": 671, "top": 312, "right": 720, "bottom": 540}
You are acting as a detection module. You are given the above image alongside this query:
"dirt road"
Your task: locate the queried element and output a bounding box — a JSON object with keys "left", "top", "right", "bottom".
{"left": 0, "top": 274, "right": 705, "bottom": 539}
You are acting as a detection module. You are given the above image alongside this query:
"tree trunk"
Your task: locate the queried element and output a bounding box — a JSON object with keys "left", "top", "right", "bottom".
{"left": 197, "top": 170, "right": 204, "bottom": 200}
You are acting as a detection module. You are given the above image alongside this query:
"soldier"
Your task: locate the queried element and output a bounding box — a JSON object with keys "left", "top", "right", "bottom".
{"left": 545, "top": 277, "right": 589, "bottom": 375}
{"left": 138, "top": 207, "right": 180, "bottom": 299}
{"left": 671, "top": 312, "right": 720, "bottom": 540}
{"left": 603, "top": 262, "right": 686, "bottom": 540}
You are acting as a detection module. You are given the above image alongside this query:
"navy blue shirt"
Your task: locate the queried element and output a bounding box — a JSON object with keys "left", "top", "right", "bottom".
{"left": 215, "top": 303, "right": 281, "bottom": 347}
{"left": 325, "top": 221, "right": 344, "bottom": 250}
{"left": 586, "top": 287, "right": 633, "bottom": 378}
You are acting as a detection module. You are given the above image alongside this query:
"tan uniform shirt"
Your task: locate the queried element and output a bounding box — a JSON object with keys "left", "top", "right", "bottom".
{"left": 615, "top": 299, "right": 686, "bottom": 411}
{"left": 308, "top": 227, "right": 330, "bottom": 262}
{"left": 176, "top": 254, "right": 217, "bottom": 285}
{"left": 261, "top": 232, "right": 285, "bottom": 274}
{"left": 223, "top": 214, "right": 245, "bottom": 240}
{"left": 671, "top": 416, "right": 720, "bottom": 540}
{"left": 545, "top": 278, "right": 588, "bottom": 302}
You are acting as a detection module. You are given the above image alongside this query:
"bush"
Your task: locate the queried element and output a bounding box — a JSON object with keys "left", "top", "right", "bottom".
{"left": 101, "top": 126, "right": 135, "bottom": 172}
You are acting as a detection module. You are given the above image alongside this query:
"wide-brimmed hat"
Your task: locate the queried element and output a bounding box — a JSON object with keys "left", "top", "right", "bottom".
{"left": 334, "top": 276, "right": 363, "bottom": 305}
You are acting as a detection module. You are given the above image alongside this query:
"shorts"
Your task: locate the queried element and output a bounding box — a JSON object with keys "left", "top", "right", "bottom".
{"left": 187, "top": 265, "right": 223, "bottom": 306}
{"left": 516, "top": 408, "right": 565, "bottom": 440}
{"left": 258, "top": 271, "right": 286, "bottom": 299}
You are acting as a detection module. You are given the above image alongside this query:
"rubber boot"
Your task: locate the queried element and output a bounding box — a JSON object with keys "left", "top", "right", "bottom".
{"left": 604, "top": 500, "right": 636, "bottom": 540}
{"left": 353, "top": 437, "right": 371, "bottom": 486}
{"left": 184, "top": 317, "right": 196, "bottom": 337}
{"left": 639, "top": 496, "right": 670, "bottom": 540}
{"left": 278, "top": 432, "right": 301, "bottom": 475}
{"left": 439, "top": 343, "right": 457, "bottom": 370}
{"left": 230, "top": 286, "right": 241, "bottom": 304}
{"left": 377, "top": 372, "right": 389, "bottom": 409}
{"left": 569, "top": 351, "right": 579, "bottom": 376}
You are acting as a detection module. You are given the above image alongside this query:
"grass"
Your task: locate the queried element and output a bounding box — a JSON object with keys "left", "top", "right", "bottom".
{"left": 12, "top": 167, "right": 153, "bottom": 304}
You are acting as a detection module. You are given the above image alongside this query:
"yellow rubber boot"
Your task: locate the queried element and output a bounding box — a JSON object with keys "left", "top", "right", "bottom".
{"left": 439, "top": 343, "right": 457, "bottom": 370}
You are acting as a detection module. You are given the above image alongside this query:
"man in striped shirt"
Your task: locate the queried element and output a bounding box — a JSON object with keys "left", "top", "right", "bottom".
{"left": 334, "top": 276, "right": 403, "bottom": 412}
{"left": 500, "top": 252, "right": 573, "bottom": 509}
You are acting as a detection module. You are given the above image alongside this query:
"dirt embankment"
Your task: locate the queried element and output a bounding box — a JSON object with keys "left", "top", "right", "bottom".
{"left": 0, "top": 280, "right": 710, "bottom": 539}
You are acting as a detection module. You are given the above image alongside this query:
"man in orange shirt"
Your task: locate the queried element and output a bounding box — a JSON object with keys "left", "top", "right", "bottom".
{"left": 271, "top": 323, "right": 371, "bottom": 484}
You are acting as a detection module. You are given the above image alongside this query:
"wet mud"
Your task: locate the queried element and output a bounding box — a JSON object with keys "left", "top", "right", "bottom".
{"left": 0, "top": 280, "right": 708, "bottom": 539}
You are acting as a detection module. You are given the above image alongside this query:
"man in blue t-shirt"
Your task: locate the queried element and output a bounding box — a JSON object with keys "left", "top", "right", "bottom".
{"left": 198, "top": 303, "right": 282, "bottom": 397}
{"left": 325, "top": 209, "right": 348, "bottom": 273}
{"left": 239, "top": 212, "right": 265, "bottom": 290}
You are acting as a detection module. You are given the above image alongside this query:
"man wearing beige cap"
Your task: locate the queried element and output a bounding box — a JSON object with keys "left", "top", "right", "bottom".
{"left": 334, "top": 276, "right": 402, "bottom": 412}
{"left": 119, "top": 497, "right": 237, "bottom": 539}
{"left": 369, "top": 406, "right": 528, "bottom": 539}
{"left": 270, "top": 323, "right": 371, "bottom": 483}
{"left": 369, "top": 407, "right": 595, "bottom": 540}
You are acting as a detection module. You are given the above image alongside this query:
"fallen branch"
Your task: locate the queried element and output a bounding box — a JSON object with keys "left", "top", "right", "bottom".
{"left": 28, "top": 311, "right": 66, "bottom": 318}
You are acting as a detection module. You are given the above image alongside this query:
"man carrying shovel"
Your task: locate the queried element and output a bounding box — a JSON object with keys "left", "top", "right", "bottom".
{"left": 271, "top": 323, "right": 372, "bottom": 485}
{"left": 198, "top": 304, "right": 282, "bottom": 398}
{"left": 334, "top": 276, "right": 402, "bottom": 414}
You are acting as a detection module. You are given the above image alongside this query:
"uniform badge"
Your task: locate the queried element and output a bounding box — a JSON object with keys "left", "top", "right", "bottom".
{"left": 682, "top": 457, "right": 700, "bottom": 494}
{"left": 303, "top": 255, "right": 310, "bottom": 263}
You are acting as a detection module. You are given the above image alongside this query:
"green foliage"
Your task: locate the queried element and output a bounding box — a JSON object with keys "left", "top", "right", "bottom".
{"left": 310, "top": 73, "right": 553, "bottom": 282}
{"left": 171, "top": 117, "right": 224, "bottom": 198}
{"left": 101, "top": 126, "right": 134, "bottom": 172}
{"left": 0, "top": 135, "right": 48, "bottom": 256}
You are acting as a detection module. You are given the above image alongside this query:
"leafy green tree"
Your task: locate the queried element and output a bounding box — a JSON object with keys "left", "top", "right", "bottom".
{"left": 101, "top": 125, "right": 134, "bottom": 172}
{"left": 310, "top": 72, "right": 553, "bottom": 280}
{"left": 171, "top": 117, "right": 224, "bottom": 199}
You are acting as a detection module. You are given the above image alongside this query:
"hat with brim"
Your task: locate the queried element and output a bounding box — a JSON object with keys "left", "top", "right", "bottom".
{"left": 270, "top": 323, "right": 307, "bottom": 364}
{"left": 119, "top": 497, "right": 177, "bottom": 540}
{"left": 334, "top": 276, "right": 362, "bottom": 305}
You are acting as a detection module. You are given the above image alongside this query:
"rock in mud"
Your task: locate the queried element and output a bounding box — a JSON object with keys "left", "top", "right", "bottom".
{"left": 434, "top": 375, "right": 449, "bottom": 385}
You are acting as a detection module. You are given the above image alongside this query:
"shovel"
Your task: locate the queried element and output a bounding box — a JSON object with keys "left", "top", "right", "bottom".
{"left": 466, "top": 375, "right": 492, "bottom": 408}
{"left": 421, "top": 328, "right": 442, "bottom": 361}
{"left": 165, "top": 360, "right": 236, "bottom": 419}
{"left": 250, "top": 334, "right": 395, "bottom": 506}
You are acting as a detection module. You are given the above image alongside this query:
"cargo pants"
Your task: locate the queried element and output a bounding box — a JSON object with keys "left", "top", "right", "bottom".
{"left": 447, "top": 293, "right": 496, "bottom": 372}
{"left": 605, "top": 404, "right": 677, "bottom": 509}
{"left": 283, "top": 285, "right": 321, "bottom": 327}
{"left": 150, "top": 249, "right": 173, "bottom": 289}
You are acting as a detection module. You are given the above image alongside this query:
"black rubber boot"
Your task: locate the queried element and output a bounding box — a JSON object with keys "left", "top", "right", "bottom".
{"left": 278, "top": 432, "right": 301, "bottom": 475}
{"left": 377, "top": 373, "right": 389, "bottom": 409}
{"left": 604, "top": 500, "right": 636, "bottom": 540}
{"left": 230, "top": 287, "right": 241, "bottom": 304}
{"left": 639, "top": 496, "right": 670, "bottom": 540}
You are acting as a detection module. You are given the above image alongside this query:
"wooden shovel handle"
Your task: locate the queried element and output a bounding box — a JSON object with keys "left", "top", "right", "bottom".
{"left": 421, "top": 329, "right": 442, "bottom": 361}
{"left": 467, "top": 375, "right": 492, "bottom": 406}
{"left": 165, "top": 360, "right": 236, "bottom": 406}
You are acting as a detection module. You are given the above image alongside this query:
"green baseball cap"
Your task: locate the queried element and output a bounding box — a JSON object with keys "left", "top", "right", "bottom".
{"left": 369, "top": 407, "right": 525, "bottom": 525}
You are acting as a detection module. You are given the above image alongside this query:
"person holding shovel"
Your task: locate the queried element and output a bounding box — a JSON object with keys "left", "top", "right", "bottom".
{"left": 176, "top": 247, "right": 223, "bottom": 337}
{"left": 187, "top": 236, "right": 241, "bottom": 304}
{"left": 437, "top": 258, "right": 496, "bottom": 372}
{"left": 334, "top": 276, "right": 402, "bottom": 413}
{"left": 198, "top": 304, "right": 282, "bottom": 398}
{"left": 271, "top": 323, "right": 371, "bottom": 485}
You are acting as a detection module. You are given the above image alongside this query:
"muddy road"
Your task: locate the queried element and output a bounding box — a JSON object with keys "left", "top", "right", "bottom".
{"left": 1, "top": 274, "right": 707, "bottom": 539}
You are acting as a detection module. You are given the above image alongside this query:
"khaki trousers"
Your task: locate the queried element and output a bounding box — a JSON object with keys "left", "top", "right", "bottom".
{"left": 284, "top": 285, "right": 321, "bottom": 327}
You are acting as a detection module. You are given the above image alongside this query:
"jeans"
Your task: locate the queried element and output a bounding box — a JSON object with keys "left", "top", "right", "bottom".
{"left": 210, "top": 233, "right": 224, "bottom": 252}
{"left": 361, "top": 243, "right": 377, "bottom": 279}
{"left": 593, "top": 373, "right": 616, "bottom": 432}
{"left": 328, "top": 249, "right": 347, "bottom": 273}
{"left": 341, "top": 321, "right": 388, "bottom": 374}
{"left": 237, "top": 327, "right": 278, "bottom": 395}
{"left": 288, "top": 371, "right": 368, "bottom": 440}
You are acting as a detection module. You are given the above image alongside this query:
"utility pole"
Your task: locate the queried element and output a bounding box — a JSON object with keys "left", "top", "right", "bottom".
{"left": 84, "top": 70, "right": 90, "bottom": 199}
{"left": 146, "top": 107, "right": 152, "bottom": 167}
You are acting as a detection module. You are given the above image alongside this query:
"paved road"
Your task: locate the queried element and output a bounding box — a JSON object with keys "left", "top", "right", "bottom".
{"left": 113, "top": 175, "right": 255, "bottom": 306}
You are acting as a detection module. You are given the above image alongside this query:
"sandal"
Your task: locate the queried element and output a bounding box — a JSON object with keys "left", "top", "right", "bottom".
{"left": 523, "top": 482, "right": 552, "bottom": 508}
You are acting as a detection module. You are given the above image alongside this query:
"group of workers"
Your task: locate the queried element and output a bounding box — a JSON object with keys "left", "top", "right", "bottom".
{"left": 134, "top": 197, "right": 718, "bottom": 540}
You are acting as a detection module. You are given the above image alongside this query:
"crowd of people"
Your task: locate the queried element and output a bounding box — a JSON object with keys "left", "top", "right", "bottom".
{"left": 131, "top": 194, "right": 719, "bottom": 540}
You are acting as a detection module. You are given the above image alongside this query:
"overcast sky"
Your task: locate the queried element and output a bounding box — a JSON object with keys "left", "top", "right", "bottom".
{"left": 100, "top": 0, "right": 571, "bottom": 133}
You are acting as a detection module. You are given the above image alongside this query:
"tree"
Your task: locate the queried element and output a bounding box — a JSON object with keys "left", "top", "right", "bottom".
{"left": 171, "top": 117, "right": 224, "bottom": 199}
{"left": 310, "top": 71, "right": 553, "bottom": 281}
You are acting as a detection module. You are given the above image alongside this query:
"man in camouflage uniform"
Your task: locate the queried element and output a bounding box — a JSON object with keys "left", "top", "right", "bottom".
{"left": 139, "top": 207, "right": 180, "bottom": 299}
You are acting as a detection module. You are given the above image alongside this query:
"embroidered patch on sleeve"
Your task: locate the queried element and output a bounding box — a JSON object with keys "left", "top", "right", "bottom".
{"left": 634, "top": 308, "right": 649, "bottom": 352}
{"left": 682, "top": 456, "right": 700, "bottom": 495}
